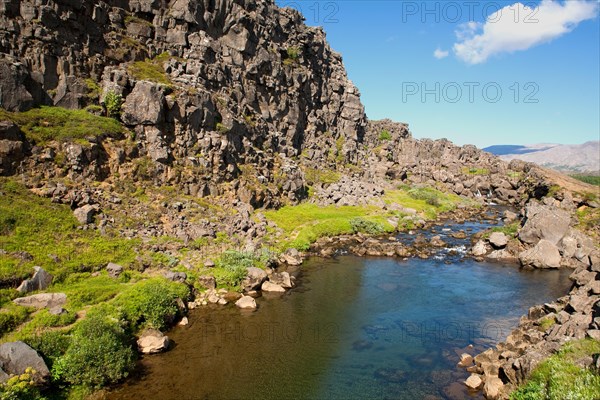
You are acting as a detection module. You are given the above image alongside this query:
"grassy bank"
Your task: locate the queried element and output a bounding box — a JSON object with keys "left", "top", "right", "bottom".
{"left": 510, "top": 338, "right": 600, "bottom": 400}
{"left": 264, "top": 185, "right": 473, "bottom": 250}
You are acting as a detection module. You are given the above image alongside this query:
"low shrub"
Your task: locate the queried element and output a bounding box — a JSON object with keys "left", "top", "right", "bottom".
{"left": 115, "top": 278, "right": 189, "bottom": 331}
{"left": 0, "top": 304, "right": 31, "bottom": 337}
{"left": 379, "top": 130, "right": 392, "bottom": 141}
{"left": 52, "top": 313, "right": 135, "bottom": 389}
{"left": 26, "top": 330, "right": 71, "bottom": 369}
{"left": 350, "top": 217, "right": 385, "bottom": 235}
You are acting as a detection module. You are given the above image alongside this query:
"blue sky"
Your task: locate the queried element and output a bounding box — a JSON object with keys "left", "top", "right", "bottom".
{"left": 275, "top": 0, "right": 600, "bottom": 147}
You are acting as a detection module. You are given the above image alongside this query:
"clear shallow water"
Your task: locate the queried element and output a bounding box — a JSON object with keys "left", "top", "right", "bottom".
{"left": 110, "top": 250, "right": 571, "bottom": 400}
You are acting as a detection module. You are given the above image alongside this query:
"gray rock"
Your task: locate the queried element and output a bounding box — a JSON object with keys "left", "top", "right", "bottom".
{"left": 137, "top": 329, "right": 170, "bottom": 354}
{"left": 472, "top": 240, "right": 488, "bottom": 256}
{"left": 261, "top": 281, "right": 285, "bottom": 293}
{"left": 122, "top": 81, "right": 166, "bottom": 126}
{"left": 197, "top": 275, "right": 216, "bottom": 290}
{"left": 280, "top": 248, "right": 303, "bottom": 266}
{"left": 16, "top": 266, "right": 53, "bottom": 293}
{"left": 483, "top": 375, "right": 504, "bottom": 400}
{"left": 235, "top": 295, "right": 257, "bottom": 309}
{"left": 519, "top": 239, "right": 561, "bottom": 269}
{"left": 0, "top": 341, "right": 50, "bottom": 384}
{"left": 489, "top": 232, "right": 508, "bottom": 249}
{"left": 165, "top": 271, "right": 187, "bottom": 283}
{"left": 518, "top": 202, "right": 571, "bottom": 245}
{"left": 269, "top": 271, "right": 293, "bottom": 288}
{"left": 464, "top": 374, "right": 483, "bottom": 390}
{"left": 242, "top": 267, "right": 267, "bottom": 292}
{"left": 106, "top": 262, "right": 124, "bottom": 278}
{"left": 13, "top": 293, "right": 67, "bottom": 309}
{"left": 204, "top": 260, "right": 215, "bottom": 268}
{"left": 73, "top": 204, "right": 96, "bottom": 225}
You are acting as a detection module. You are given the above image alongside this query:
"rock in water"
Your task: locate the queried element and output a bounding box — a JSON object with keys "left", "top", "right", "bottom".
{"left": 235, "top": 295, "right": 257, "bottom": 309}
{"left": 519, "top": 239, "right": 561, "bottom": 269}
{"left": 471, "top": 240, "right": 488, "bottom": 256}
{"left": 270, "top": 272, "right": 293, "bottom": 288}
{"left": 137, "top": 330, "right": 170, "bottom": 354}
{"left": 280, "top": 248, "right": 303, "bottom": 266}
{"left": 13, "top": 293, "right": 67, "bottom": 309}
{"left": 242, "top": 267, "right": 267, "bottom": 292}
{"left": 464, "top": 374, "right": 483, "bottom": 390}
{"left": 16, "top": 266, "right": 53, "bottom": 293}
{"left": 261, "top": 281, "right": 285, "bottom": 293}
{"left": 0, "top": 341, "right": 50, "bottom": 384}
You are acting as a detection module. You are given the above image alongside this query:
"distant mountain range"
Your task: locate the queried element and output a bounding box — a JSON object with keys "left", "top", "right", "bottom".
{"left": 483, "top": 141, "right": 599, "bottom": 174}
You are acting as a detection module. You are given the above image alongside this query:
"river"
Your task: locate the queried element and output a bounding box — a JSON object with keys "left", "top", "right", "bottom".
{"left": 109, "top": 217, "right": 572, "bottom": 400}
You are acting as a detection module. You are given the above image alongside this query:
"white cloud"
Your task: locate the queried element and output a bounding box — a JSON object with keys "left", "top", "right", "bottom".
{"left": 433, "top": 48, "right": 449, "bottom": 59}
{"left": 453, "top": 0, "right": 599, "bottom": 64}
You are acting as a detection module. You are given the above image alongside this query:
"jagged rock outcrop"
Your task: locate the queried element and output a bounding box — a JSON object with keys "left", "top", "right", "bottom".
{"left": 0, "top": 0, "right": 368, "bottom": 203}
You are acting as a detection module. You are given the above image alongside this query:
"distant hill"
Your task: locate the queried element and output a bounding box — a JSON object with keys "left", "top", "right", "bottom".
{"left": 483, "top": 141, "right": 600, "bottom": 174}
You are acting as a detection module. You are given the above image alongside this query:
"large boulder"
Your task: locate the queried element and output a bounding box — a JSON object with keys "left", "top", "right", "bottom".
{"left": 0, "top": 341, "right": 50, "bottom": 384}
{"left": 16, "top": 266, "right": 53, "bottom": 293}
{"left": 519, "top": 240, "right": 561, "bottom": 269}
{"left": 137, "top": 330, "right": 170, "bottom": 354}
{"left": 242, "top": 267, "right": 267, "bottom": 292}
{"left": 13, "top": 293, "right": 67, "bottom": 309}
{"left": 471, "top": 240, "right": 488, "bottom": 256}
{"left": 518, "top": 202, "right": 571, "bottom": 245}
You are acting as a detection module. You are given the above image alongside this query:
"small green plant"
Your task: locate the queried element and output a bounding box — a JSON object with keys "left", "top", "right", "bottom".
{"left": 52, "top": 313, "right": 136, "bottom": 389}
{"left": 216, "top": 122, "right": 229, "bottom": 134}
{"left": 407, "top": 186, "right": 441, "bottom": 206}
{"left": 0, "top": 367, "right": 44, "bottom": 400}
{"left": 84, "top": 78, "right": 101, "bottom": 101}
{"left": 287, "top": 46, "right": 300, "bottom": 60}
{"left": 462, "top": 167, "right": 490, "bottom": 175}
{"left": 128, "top": 53, "right": 172, "bottom": 86}
{"left": 104, "top": 91, "right": 123, "bottom": 119}
{"left": 379, "top": 130, "right": 392, "bottom": 141}
{"left": 350, "top": 217, "right": 385, "bottom": 235}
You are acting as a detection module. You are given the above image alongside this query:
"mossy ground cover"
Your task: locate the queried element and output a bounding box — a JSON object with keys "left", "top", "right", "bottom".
{"left": 510, "top": 339, "right": 600, "bottom": 400}
{"left": 264, "top": 185, "right": 469, "bottom": 250}
{"left": 0, "top": 178, "right": 140, "bottom": 285}
{"left": 0, "top": 106, "right": 123, "bottom": 145}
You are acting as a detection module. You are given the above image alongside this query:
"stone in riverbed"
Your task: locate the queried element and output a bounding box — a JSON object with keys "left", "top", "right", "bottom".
{"left": 197, "top": 275, "right": 216, "bottom": 290}
{"left": 483, "top": 375, "right": 504, "bottom": 399}
{"left": 457, "top": 353, "right": 474, "bottom": 367}
{"left": 235, "top": 295, "right": 257, "bottom": 309}
{"left": 464, "top": 374, "right": 483, "bottom": 390}
{"left": 242, "top": 267, "right": 267, "bottom": 292}
{"left": 261, "top": 281, "right": 285, "bottom": 293}
{"left": 269, "top": 271, "right": 293, "bottom": 288}
{"left": 472, "top": 240, "right": 488, "bottom": 256}
{"left": 280, "top": 248, "right": 303, "bottom": 266}
{"left": 137, "top": 330, "right": 170, "bottom": 354}
{"left": 519, "top": 239, "right": 561, "bottom": 269}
